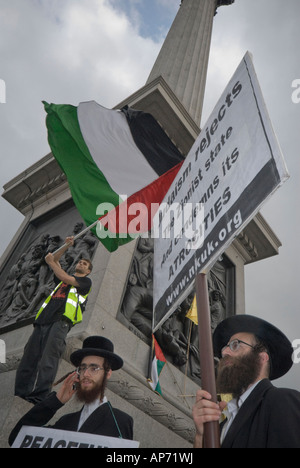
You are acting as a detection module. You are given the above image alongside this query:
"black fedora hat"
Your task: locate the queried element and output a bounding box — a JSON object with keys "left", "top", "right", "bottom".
{"left": 213, "top": 314, "right": 293, "bottom": 380}
{"left": 70, "top": 336, "right": 123, "bottom": 371}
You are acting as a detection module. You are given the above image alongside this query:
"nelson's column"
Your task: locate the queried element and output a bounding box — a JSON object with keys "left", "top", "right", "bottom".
{"left": 0, "top": 0, "right": 281, "bottom": 448}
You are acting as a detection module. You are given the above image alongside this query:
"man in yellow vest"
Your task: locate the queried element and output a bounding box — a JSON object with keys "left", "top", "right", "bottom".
{"left": 15, "top": 237, "right": 92, "bottom": 404}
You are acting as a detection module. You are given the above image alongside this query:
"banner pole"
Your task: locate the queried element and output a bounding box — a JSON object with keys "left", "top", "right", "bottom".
{"left": 195, "top": 272, "right": 220, "bottom": 448}
{"left": 147, "top": 335, "right": 155, "bottom": 381}
{"left": 52, "top": 219, "right": 100, "bottom": 256}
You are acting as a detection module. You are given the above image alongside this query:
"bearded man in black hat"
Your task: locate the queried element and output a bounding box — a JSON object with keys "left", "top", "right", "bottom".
{"left": 9, "top": 336, "right": 133, "bottom": 446}
{"left": 193, "top": 315, "right": 300, "bottom": 448}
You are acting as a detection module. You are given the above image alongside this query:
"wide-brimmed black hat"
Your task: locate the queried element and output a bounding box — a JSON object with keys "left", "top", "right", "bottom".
{"left": 213, "top": 314, "right": 293, "bottom": 380}
{"left": 70, "top": 336, "right": 123, "bottom": 371}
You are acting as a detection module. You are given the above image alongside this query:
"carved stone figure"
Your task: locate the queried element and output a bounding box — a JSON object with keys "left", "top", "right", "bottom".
{"left": 120, "top": 238, "right": 233, "bottom": 383}
{"left": 121, "top": 237, "right": 154, "bottom": 334}
{"left": 0, "top": 222, "right": 98, "bottom": 331}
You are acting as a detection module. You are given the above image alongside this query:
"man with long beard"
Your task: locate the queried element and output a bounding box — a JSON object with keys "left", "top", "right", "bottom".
{"left": 9, "top": 336, "right": 133, "bottom": 446}
{"left": 193, "top": 315, "right": 300, "bottom": 448}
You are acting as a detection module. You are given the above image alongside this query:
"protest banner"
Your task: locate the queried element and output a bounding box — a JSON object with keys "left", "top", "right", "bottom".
{"left": 11, "top": 426, "right": 140, "bottom": 448}
{"left": 152, "top": 52, "right": 289, "bottom": 333}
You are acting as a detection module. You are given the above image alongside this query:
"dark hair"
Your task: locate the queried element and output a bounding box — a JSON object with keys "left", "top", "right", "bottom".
{"left": 253, "top": 336, "right": 272, "bottom": 377}
{"left": 82, "top": 258, "right": 93, "bottom": 273}
{"left": 103, "top": 358, "right": 112, "bottom": 373}
{"left": 100, "top": 358, "right": 112, "bottom": 401}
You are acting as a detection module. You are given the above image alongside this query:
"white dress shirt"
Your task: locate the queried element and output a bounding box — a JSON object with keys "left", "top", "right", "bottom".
{"left": 77, "top": 396, "right": 107, "bottom": 431}
{"left": 220, "top": 381, "right": 261, "bottom": 444}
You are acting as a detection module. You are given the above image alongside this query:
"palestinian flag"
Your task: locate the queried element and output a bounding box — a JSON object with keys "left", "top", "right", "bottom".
{"left": 43, "top": 101, "right": 184, "bottom": 252}
{"left": 100, "top": 160, "right": 183, "bottom": 235}
{"left": 148, "top": 335, "right": 167, "bottom": 396}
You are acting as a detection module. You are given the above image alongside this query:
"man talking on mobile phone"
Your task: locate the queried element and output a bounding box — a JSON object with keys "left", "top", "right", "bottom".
{"left": 9, "top": 336, "right": 133, "bottom": 446}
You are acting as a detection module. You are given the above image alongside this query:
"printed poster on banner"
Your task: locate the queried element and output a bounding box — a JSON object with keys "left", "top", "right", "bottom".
{"left": 12, "top": 426, "right": 140, "bottom": 448}
{"left": 152, "top": 51, "right": 289, "bottom": 332}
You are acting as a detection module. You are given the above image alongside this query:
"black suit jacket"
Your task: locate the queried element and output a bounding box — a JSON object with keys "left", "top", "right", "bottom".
{"left": 9, "top": 392, "right": 133, "bottom": 446}
{"left": 221, "top": 379, "right": 300, "bottom": 448}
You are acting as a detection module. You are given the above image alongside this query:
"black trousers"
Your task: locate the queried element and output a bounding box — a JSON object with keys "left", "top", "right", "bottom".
{"left": 15, "top": 321, "right": 71, "bottom": 403}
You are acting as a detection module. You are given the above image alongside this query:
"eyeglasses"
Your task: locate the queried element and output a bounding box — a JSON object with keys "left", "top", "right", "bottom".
{"left": 76, "top": 364, "right": 104, "bottom": 376}
{"left": 221, "top": 339, "right": 255, "bottom": 356}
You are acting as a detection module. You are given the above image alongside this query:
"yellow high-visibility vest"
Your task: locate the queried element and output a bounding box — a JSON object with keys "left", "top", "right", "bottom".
{"left": 35, "top": 281, "right": 91, "bottom": 325}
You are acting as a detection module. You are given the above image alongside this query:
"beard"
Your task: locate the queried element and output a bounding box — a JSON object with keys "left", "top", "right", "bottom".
{"left": 76, "top": 374, "right": 108, "bottom": 404}
{"left": 216, "top": 350, "right": 261, "bottom": 399}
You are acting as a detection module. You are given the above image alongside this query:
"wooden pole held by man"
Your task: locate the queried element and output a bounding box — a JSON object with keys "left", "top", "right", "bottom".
{"left": 195, "top": 272, "right": 220, "bottom": 448}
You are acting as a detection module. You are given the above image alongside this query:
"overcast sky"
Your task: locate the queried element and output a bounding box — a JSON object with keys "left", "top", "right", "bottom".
{"left": 0, "top": 0, "right": 299, "bottom": 389}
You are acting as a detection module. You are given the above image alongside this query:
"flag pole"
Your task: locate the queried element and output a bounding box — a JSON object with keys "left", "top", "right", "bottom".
{"left": 147, "top": 335, "right": 155, "bottom": 381}
{"left": 195, "top": 272, "right": 221, "bottom": 449}
{"left": 52, "top": 219, "right": 100, "bottom": 256}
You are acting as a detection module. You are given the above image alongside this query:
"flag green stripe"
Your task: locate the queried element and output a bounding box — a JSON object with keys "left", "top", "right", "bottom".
{"left": 155, "top": 358, "right": 165, "bottom": 396}
{"left": 156, "top": 359, "right": 165, "bottom": 376}
{"left": 155, "top": 381, "right": 162, "bottom": 395}
{"left": 43, "top": 102, "right": 132, "bottom": 252}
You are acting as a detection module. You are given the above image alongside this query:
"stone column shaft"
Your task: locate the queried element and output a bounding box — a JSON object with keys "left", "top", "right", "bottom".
{"left": 146, "top": 0, "right": 217, "bottom": 125}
